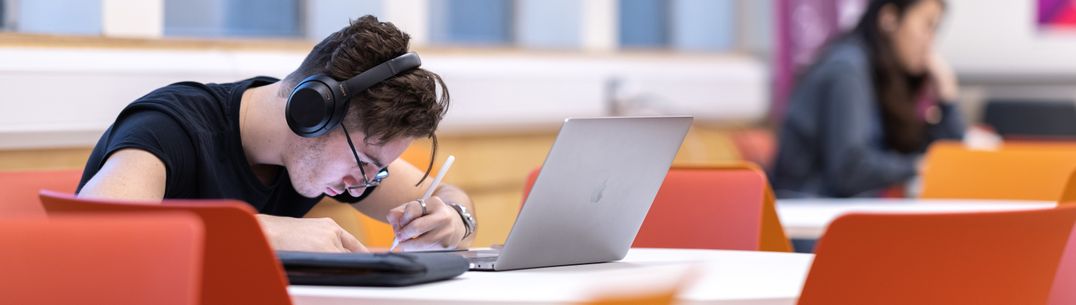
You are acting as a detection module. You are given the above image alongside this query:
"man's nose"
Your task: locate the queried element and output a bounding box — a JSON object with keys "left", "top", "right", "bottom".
{"left": 342, "top": 174, "right": 361, "bottom": 189}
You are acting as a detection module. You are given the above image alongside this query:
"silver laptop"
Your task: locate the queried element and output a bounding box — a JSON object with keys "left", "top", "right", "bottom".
{"left": 462, "top": 116, "right": 692, "bottom": 271}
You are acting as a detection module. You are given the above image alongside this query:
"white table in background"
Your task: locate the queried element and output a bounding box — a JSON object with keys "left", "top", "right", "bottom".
{"left": 289, "top": 248, "right": 814, "bottom": 305}
{"left": 777, "top": 198, "right": 1056, "bottom": 239}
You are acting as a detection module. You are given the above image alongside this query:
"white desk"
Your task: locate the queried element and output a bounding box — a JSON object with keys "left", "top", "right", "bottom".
{"left": 777, "top": 198, "right": 1056, "bottom": 239}
{"left": 289, "top": 248, "right": 814, "bottom": 305}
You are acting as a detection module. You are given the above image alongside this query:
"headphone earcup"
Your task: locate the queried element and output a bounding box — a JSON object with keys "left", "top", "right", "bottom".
{"left": 285, "top": 75, "right": 349, "bottom": 138}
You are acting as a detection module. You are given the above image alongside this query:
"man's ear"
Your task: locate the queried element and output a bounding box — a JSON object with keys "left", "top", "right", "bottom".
{"left": 878, "top": 4, "right": 899, "bottom": 33}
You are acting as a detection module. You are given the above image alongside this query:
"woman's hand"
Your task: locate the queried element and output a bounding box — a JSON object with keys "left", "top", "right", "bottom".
{"left": 926, "top": 52, "right": 959, "bottom": 102}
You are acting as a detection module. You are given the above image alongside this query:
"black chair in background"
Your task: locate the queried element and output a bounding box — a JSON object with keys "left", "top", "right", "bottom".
{"left": 982, "top": 99, "right": 1076, "bottom": 139}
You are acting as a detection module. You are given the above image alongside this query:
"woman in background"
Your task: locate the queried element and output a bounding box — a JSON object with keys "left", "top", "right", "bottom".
{"left": 771, "top": 0, "right": 964, "bottom": 198}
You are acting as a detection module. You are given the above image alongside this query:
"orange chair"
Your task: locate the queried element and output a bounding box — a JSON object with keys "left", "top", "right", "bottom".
{"left": 524, "top": 163, "right": 792, "bottom": 252}
{"left": 798, "top": 206, "right": 1076, "bottom": 305}
{"left": 0, "top": 169, "right": 83, "bottom": 218}
{"left": 39, "top": 191, "right": 292, "bottom": 305}
{"left": 0, "top": 213, "right": 203, "bottom": 305}
{"left": 1004, "top": 144, "right": 1076, "bottom": 304}
{"left": 576, "top": 266, "right": 695, "bottom": 305}
{"left": 580, "top": 289, "right": 679, "bottom": 305}
{"left": 921, "top": 141, "right": 1076, "bottom": 201}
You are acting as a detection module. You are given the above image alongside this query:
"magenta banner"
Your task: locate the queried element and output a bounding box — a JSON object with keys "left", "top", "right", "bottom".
{"left": 1039, "top": 0, "right": 1076, "bottom": 29}
{"left": 773, "top": 0, "right": 866, "bottom": 122}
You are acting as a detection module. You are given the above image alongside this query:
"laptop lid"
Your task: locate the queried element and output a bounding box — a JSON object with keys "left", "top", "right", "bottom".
{"left": 492, "top": 116, "right": 693, "bottom": 271}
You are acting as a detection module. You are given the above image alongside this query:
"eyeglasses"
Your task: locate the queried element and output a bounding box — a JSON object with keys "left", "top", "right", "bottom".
{"left": 341, "top": 124, "right": 389, "bottom": 190}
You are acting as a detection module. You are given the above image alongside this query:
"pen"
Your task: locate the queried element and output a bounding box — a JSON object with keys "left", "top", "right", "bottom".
{"left": 390, "top": 155, "right": 455, "bottom": 252}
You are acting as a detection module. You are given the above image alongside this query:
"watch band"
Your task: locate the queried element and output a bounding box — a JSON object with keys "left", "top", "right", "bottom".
{"left": 447, "top": 202, "right": 476, "bottom": 240}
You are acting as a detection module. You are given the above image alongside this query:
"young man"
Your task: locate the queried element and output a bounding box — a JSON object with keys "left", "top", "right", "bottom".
{"left": 77, "top": 15, "right": 476, "bottom": 253}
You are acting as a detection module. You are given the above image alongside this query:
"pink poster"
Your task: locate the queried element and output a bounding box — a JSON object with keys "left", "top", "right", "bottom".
{"left": 1039, "top": 0, "right": 1076, "bottom": 29}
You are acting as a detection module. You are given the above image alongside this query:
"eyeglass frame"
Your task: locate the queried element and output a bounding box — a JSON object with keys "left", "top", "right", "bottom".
{"left": 340, "top": 124, "right": 389, "bottom": 190}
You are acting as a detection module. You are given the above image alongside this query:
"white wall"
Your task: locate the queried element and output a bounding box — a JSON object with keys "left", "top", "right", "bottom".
{"left": 0, "top": 47, "right": 768, "bottom": 149}
{"left": 935, "top": 0, "right": 1076, "bottom": 124}
{"left": 939, "top": 0, "right": 1076, "bottom": 76}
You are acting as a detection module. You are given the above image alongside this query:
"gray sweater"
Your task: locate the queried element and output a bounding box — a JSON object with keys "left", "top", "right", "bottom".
{"left": 770, "top": 37, "right": 964, "bottom": 198}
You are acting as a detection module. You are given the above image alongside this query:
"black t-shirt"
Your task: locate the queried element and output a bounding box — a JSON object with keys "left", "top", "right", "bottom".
{"left": 77, "top": 76, "right": 373, "bottom": 217}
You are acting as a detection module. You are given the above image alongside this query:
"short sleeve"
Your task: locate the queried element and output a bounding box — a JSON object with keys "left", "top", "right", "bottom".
{"left": 99, "top": 110, "right": 197, "bottom": 195}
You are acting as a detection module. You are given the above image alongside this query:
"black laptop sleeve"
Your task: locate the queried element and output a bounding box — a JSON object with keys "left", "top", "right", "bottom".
{"left": 277, "top": 251, "right": 469, "bottom": 286}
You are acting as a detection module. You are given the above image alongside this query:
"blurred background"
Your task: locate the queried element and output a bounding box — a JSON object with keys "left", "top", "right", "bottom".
{"left": 2, "top": 0, "right": 1076, "bottom": 247}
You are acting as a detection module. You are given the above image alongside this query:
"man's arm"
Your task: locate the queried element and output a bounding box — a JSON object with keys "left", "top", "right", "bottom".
{"left": 80, "top": 148, "right": 365, "bottom": 252}
{"left": 354, "top": 159, "right": 476, "bottom": 250}
{"left": 78, "top": 148, "right": 167, "bottom": 200}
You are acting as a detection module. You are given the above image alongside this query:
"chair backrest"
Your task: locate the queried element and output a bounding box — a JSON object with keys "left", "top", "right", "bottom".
{"left": 39, "top": 190, "right": 292, "bottom": 305}
{"left": 575, "top": 264, "right": 695, "bottom": 305}
{"left": 0, "top": 213, "right": 203, "bottom": 305}
{"left": 579, "top": 289, "right": 678, "bottom": 305}
{"left": 1062, "top": 170, "right": 1076, "bottom": 204}
{"left": 0, "top": 169, "right": 83, "bottom": 218}
{"left": 798, "top": 206, "right": 1076, "bottom": 305}
{"left": 921, "top": 141, "right": 1076, "bottom": 201}
{"left": 523, "top": 163, "right": 791, "bottom": 251}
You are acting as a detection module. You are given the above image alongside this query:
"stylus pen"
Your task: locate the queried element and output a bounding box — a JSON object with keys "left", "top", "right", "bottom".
{"left": 390, "top": 155, "right": 455, "bottom": 252}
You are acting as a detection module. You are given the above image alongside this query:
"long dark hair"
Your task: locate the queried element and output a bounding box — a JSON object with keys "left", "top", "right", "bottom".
{"left": 851, "top": 0, "right": 944, "bottom": 153}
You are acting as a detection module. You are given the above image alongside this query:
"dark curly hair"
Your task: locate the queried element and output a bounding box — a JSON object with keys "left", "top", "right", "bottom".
{"left": 281, "top": 15, "right": 449, "bottom": 183}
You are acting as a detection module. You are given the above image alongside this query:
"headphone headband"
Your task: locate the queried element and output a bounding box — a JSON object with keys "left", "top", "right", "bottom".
{"left": 341, "top": 52, "right": 422, "bottom": 98}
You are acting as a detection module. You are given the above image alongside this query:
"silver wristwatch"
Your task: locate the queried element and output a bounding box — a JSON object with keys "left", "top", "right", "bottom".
{"left": 447, "top": 202, "right": 476, "bottom": 240}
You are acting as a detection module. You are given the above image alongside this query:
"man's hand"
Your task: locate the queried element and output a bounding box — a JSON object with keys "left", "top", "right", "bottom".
{"left": 386, "top": 196, "right": 466, "bottom": 251}
{"left": 256, "top": 214, "right": 368, "bottom": 253}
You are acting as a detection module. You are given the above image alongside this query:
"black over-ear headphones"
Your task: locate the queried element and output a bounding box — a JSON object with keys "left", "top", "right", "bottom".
{"left": 285, "top": 52, "right": 422, "bottom": 138}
